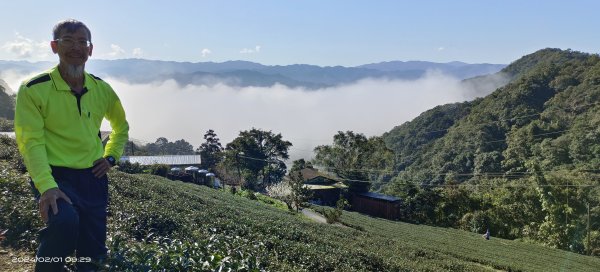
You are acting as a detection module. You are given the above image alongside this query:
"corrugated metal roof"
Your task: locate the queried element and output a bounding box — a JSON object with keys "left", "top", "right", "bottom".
{"left": 357, "top": 192, "right": 401, "bottom": 202}
{"left": 305, "top": 184, "right": 337, "bottom": 190}
{"left": 300, "top": 168, "right": 340, "bottom": 184}
{"left": 120, "top": 155, "right": 201, "bottom": 166}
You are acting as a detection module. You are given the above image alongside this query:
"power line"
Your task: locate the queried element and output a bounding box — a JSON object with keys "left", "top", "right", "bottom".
{"left": 340, "top": 175, "right": 600, "bottom": 188}
{"left": 228, "top": 151, "right": 600, "bottom": 189}
{"left": 237, "top": 154, "right": 282, "bottom": 164}
{"left": 388, "top": 183, "right": 600, "bottom": 188}
{"left": 391, "top": 124, "right": 593, "bottom": 167}
{"left": 233, "top": 144, "right": 600, "bottom": 183}
{"left": 418, "top": 100, "right": 600, "bottom": 137}
{"left": 322, "top": 165, "right": 600, "bottom": 178}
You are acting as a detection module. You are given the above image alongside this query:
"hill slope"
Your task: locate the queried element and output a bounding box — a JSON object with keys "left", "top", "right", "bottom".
{"left": 0, "top": 83, "right": 15, "bottom": 120}
{"left": 376, "top": 48, "right": 600, "bottom": 255}
{"left": 383, "top": 48, "right": 600, "bottom": 185}
{"left": 1, "top": 136, "right": 599, "bottom": 271}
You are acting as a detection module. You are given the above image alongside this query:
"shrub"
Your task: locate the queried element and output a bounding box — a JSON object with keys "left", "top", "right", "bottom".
{"left": 149, "top": 164, "right": 169, "bottom": 177}
{"left": 117, "top": 160, "right": 146, "bottom": 174}
{"left": 459, "top": 211, "right": 489, "bottom": 234}
{"left": 0, "top": 163, "right": 42, "bottom": 250}
{"left": 0, "top": 118, "right": 13, "bottom": 132}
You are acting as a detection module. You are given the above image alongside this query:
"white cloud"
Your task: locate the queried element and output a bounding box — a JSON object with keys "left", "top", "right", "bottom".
{"left": 240, "top": 48, "right": 253, "bottom": 54}
{"left": 1, "top": 32, "right": 50, "bottom": 60}
{"left": 132, "top": 48, "right": 143, "bottom": 57}
{"left": 102, "top": 72, "right": 481, "bottom": 161}
{"left": 107, "top": 44, "right": 126, "bottom": 57}
{"left": 437, "top": 47, "right": 445, "bottom": 51}
{"left": 240, "top": 45, "right": 261, "bottom": 54}
{"left": 0, "top": 69, "right": 45, "bottom": 94}
{"left": 5, "top": 66, "right": 498, "bottom": 162}
{"left": 201, "top": 48, "right": 211, "bottom": 58}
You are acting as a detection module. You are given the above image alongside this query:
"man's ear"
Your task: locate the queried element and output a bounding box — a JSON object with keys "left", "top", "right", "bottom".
{"left": 50, "top": 41, "right": 58, "bottom": 54}
{"left": 88, "top": 44, "right": 93, "bottom": 57}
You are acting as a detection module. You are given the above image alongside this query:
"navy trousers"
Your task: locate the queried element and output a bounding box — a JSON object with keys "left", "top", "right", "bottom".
{"left": 30, "top": 166, "right": 109, "bottom": 272}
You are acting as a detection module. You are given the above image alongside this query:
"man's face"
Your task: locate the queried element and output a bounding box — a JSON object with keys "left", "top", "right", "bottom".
{"left": 51, "top": 27, "right": 93, "bottom": 66}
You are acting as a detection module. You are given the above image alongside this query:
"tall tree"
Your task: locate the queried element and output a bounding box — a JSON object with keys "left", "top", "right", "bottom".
{"left": 288, "top": 171, "right": 312, "bottom": 212}
{"left": 170, "top": 139, "right": 195, "bottom": 155}
{"left": 197, "top": 129, "right": 224, "bottom": 170}
{"left": 147, "top": 137, "right": 169, "bottom": 155}
{"left": 313, "top": 131, "right": 394, "bottom": 187}
{"left": 314, "top": 131, "right": 369, "bottom": 180}
{"left": 290, "top": 158, "right": 313, "bottom": 172}
{"left": 145, "top": 137, "right": 194, "bottom": 155}
{"left": 225, "top": 128, "right": 292, "bottom": 190}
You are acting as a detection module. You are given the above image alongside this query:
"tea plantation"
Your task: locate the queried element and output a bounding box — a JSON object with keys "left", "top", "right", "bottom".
{"left": 1, "top": 136, "right": 600, "bottom": 271}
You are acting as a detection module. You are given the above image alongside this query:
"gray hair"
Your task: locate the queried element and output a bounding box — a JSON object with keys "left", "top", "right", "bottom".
{"left": 52, "top": 19, "right": 92, "bottom": 42}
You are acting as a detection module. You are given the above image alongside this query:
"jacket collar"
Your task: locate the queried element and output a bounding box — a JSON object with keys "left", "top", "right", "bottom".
{"left": 49, "top": 65, "right": 94, "bottom": 92}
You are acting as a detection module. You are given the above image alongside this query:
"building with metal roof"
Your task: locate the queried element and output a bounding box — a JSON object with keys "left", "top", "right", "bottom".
{"left": 120, "top": 155, "right": 201, "bottom": 166}
{"left": 356, "top": 192, "right": 401, "bottom": 202}
{"left": 350, "top": 191, "right": 402, "bottom": 220}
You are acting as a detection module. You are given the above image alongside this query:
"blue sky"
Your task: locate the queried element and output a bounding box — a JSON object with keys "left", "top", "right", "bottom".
{"left": 1, "top": 0, "right": 599, "bottom": 66}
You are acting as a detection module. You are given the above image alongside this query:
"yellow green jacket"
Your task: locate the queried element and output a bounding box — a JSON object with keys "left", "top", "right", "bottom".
{"left": 15, "top": 66, "right": 129, "bottom": 194}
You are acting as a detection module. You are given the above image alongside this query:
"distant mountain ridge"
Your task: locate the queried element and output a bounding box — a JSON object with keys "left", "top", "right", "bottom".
{"left": 358, "top": 60, "right": 505, "bottom": 79}
{"left": 0, "top": 59, "right": 506, "bottom": 89}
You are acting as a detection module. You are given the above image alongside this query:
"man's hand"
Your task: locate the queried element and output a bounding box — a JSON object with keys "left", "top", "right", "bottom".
{"left": 92, "top": 158, "right": 112, "bottom": 178}
{"left": 39, "top": 188, "right": 72, "bottom": 223}
{"left": 0, "top": 229, "right": 7, "bottom": 241}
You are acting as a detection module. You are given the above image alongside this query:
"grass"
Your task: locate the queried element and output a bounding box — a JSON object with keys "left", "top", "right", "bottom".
{"left": 106, "top": 171, "right": 600, "bottom": 271}
{"left": 0, "top": 247, "right": 34, "bottom": 272}
{"left": 339, "top": 210, "right": 599, "bottom": 271}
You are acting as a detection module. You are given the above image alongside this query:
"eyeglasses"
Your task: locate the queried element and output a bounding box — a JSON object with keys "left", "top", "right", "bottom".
{"left": 55, "top": 38, "right": 92, "bottom": 48}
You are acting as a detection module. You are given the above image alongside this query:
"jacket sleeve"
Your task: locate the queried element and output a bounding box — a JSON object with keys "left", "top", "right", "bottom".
{"left": 14, "top": 85, "right": 57, "bottom": 194}
{"left": 103, "top": 89, "right": 129, "bottom": 161}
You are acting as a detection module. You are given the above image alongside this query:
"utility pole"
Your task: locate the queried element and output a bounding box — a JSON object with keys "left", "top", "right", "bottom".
{"left": 236, "top": 152, "right": 243, "bottom": 187}
{"left": 566, "top": 179, "right": 569, "bottom": 226}
{"left": 588, "top": 202, "right": 591, "bottom": 256}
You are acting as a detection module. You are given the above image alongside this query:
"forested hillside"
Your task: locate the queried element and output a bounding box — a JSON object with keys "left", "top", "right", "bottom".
{"left": 0, "top": 82, "right": 15, "bottom": 131}
{"left": 0, "top": 83, "right": 15, "bottom": 120}
{"left": 379, "top": 48, "right": 600, "bottom": 254}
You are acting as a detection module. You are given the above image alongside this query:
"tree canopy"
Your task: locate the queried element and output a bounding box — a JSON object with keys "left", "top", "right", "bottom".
{"left": 145, "top": 137, "right": 195, "bottom": 155}
{"left": 224, "top": 128, "right": 292, "bottom": 190}
{"left": 196, "top": 129, "right": 224, "bottom": 170}
{"left": 313, "top": 131, "right": 394, "bottom": 190}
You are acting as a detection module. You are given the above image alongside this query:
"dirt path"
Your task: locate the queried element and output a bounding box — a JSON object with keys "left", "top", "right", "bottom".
{"left": 301, "top": 208, "right": 328, "bottom": 224}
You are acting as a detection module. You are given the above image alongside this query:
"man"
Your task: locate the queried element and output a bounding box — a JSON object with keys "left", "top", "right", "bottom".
{"left": 14, "top": 19, "right": 129, "bottom": 272}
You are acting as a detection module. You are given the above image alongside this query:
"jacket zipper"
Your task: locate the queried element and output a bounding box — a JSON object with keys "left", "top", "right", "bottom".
{"left": 72, "top": 87, "right": 89, "bottom": 116}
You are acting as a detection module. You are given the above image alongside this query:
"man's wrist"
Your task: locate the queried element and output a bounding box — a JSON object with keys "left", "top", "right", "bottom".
{"left": 105, "top": 156, "right": 116, "bottom": 166}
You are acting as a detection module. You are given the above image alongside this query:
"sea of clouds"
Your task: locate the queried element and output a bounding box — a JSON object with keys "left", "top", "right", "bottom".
{"left": 1, "top": 69, "right": 502, "bottom": 161}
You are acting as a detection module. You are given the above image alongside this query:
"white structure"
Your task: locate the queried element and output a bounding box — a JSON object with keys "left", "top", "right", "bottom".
{"left": 0, "top": 132, "right": 15, "bottom": 138}
{"left": 120, "top": 155, "right": 201, "bottom": 166}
